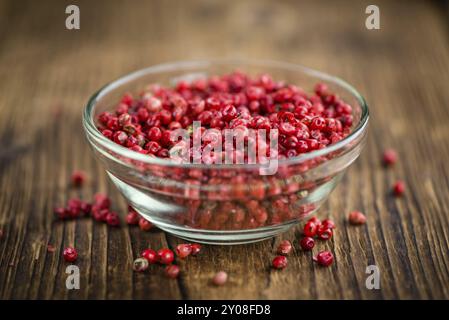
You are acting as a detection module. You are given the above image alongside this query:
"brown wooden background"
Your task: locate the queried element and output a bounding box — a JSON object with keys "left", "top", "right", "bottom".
{"left": 0, "top": 0, "right": 448, "bottom": 300}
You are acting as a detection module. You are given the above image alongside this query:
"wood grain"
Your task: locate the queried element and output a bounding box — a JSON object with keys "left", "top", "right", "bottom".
{"left": 0, "top": 0, "right": 448, "bottom": 299}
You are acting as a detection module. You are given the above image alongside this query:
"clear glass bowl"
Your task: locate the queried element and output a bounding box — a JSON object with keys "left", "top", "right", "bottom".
{"left": 83, "top": 59, "right": 369, "bottom": 244}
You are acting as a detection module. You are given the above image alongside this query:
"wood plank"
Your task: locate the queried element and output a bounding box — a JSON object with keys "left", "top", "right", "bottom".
{"left": 0, "top": 0, "right": 448, "bottom": 299}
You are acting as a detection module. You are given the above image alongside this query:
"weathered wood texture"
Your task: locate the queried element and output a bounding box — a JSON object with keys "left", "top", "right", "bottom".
{"left": 0, "top": 0, "right": 448, "bottom": 299}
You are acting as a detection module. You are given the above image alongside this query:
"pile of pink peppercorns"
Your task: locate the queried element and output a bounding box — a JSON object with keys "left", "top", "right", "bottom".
{"left": 96, "top": 72, "right": 354, "bottom": 161}
{"left": 54, "top": 170, "right": 154, "bottom": 230}
{"left": 134, "top": 243, "right": 202, "bottom": 279}
{"left": 272, "top": 216, "right": 337, "bottom": 269}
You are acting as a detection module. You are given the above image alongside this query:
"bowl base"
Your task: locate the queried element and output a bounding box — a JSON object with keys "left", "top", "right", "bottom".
{"left": 153, "top": 222, "right": 296, "bottom": 245}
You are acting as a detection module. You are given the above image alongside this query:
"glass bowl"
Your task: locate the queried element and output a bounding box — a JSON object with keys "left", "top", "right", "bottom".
{"left": 83, "top": 59, "right": 369, "bottom": 244}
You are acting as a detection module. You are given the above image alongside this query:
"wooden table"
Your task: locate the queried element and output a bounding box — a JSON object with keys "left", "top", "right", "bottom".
{"left": 1, "top": 0, "right": 448, "bottom": 300}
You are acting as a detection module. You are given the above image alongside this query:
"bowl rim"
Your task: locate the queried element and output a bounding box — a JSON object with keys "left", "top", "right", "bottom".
{"left": 83, "top": 58, "right": 369, "bottom": 169}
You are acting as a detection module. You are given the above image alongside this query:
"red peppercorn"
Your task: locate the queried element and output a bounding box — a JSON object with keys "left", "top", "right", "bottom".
{"left": 383, "top": 149, "right": 398, "bottom": 166}
{"left": 106, "top": 212, "right": 120, "bottom": 227}
{"left": 54, "top": 207, "right": 67, "bottom": 220}
{"left": 147, "top": 127, "right": 162, "bottom": 141}
{"left": 92, "top": 207, "right": 108, "bottom": 222}
{"left": 133, "top": 258, "right": 149, "bottom": 272}
{"left": 272, "top": 255, "right": 288, "bottom": 269}
{"left": 141, "top": 249, "right": 158, "bottom": 264}
{"left": 212, "top": 271, "right": 228, "bottom": 286}
{"left": 67, "top": 198, "right": 82, "bottom": 218}
{"left": 300, "top": 237, "right": 315, "bottom": 251}
{"left": 138, "top": 218, "right": 153, "bottom": 231}
{"left": 93, "top": 193, "right": 110, "bottom": 209}
{"left": 80, "top": 202, "right": 92, "bottom": 215}
{"left": 126, "top": 210, "right": 140, "bottom": 225}
{"left": 113, "top": 130, "right": 128, "bottom": 145}
{"left": 165, "top": 265, "right": 180, "bottom": 279}
{"left": 63, "top": 247, "right": 78, "bottom": 262}
{"left": 317, "top": 226, "right": 333, "bottom": 240}
{"left": 314, "top": 251, "right": 334, "bottom": 267}
{"left": 157, "top": 248, "right": 175, "bottom": 265}
{"left": 176, "top": 244, "right": 192, "bottom": 258}
{"left": 277, "top": 240, "right": 292, "bottom": 255}
{"left": 145, "top": 141, "right": 161, "bottom": 154}
{"left": 307, "top": 216, "right": 321, "bottom": 227}
{"left": 321, "top": 218, "right": 336, "bottom": 229}
{"left": 71, "top": 170, "right": 86, "bottom": 187}
{"left": 303, "top": 220, "right": 318, "bottom": 237}
{"left": 190, "top": 243, "right": 201, "bottom": 255}
{"left": 348, "top": 211, "right": 366, "bottom": 225}
{"left": 221, "top": 104, "right": 237, "bottom": 121}
{"left": 393, "top": 180, "right": 405, "bottom": 197}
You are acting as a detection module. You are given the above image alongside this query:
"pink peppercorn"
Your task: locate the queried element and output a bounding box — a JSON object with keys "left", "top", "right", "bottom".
{"left": 314, "top": 251, "right": 334, "bottom": 267}
{"left": 383, "top": 149, "right": 398, "bottom": 166}
{"left": 54, "top": 207, "right": 67, "bottom": 220}
{"left": 126, "top": 210, "right": 140, "bottom": 225}
{"left": 80, "top": 202, "right": 92, "bottom": 215}
{"left": 348, "top": 211, "right": 366, "bottom": 225}
{"left": 317, "top": 226, "right": 333, "bottom": 240}
{"left": 106, "top": 212, "right": 120, "bottom": 227}
{"left": 190, "top": 243, "right": 201, "bottom": 255}
{"left": 300, "top": 237, "right": 315, "bottom": 251}
{"left": 176, "top": 244, "right": 192, "bottom": 258}
{"left": 212, "top": 271, "right": 228, "bottom": 286}
{"left": 141, "top": 249, "right": 158, "bottom": 264}
{"left": 165, "top": 265, "right": 180, "bottom": 279}
{"left": 303, "top": 220, "right": 318, "bottom": 237}
{"left": 71, "top": 170, "right": 86, "bottom": 187}
{"left": 157, "top": 248, "right": 175, "bottom": 265}
{"left": 93, "top": 193, "right": 110, "bottom": 210}
{"left": 138, "top": 218, "right": 153, "bottom": 231}
{"left": 277, "top": 240, "right": 292, "bottom": 255}
{"left": 393, "top": 181, "right": 405, "bottom": 197}
{"left": 63, "top": 247, "right": 78, "bottom": 262}
{"left": 272, "top": 255, "right": 288, "bottom": 269}
{"left": 321, "top": 218, "right": 336, "bottom": 229}
{"left": 133, "top": 258, "right": 149, "bottom": 272}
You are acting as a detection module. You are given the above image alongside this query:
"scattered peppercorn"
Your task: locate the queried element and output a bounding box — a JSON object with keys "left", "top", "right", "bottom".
{"left": 382, "top": 149, "right": 398, "bottom": 166}
{"left": 317, "top": 226, "right": 333, "bottom": 240}
{"left": 106, "top": 212, "right": 120, "bottom": 227}
{"left": 321, "top": 218, "right": 335, "bottom": 229}
{"left": 71, "top": 170, "right": 86, "bottom": 187}
{"left": 157, "top": 248, "right": 175, "bottom": 265}
{"left": 277, "top": 240, "right": 292, "bottom": 255}
{"left": 348, "top": 211, "right": 366, "bottom": 225}
{"left": 190, "top": 243, "right": 202, "bottom": 255}
{"left": 63, "top": 247, "right": 78, "bottom": 262}
{"left": 133, "top": 258, "right": 149, "bottom": 272}
{"left": 165, "top": 265, "right": 180, "bottom": 279}
{"left": 300, "top": 237, "right": 315, "bottom": 251}
{"left": 138, "top": 218, "right": 153, "bottom": 231}
{"left": 141, "top": 249, "right": 158, "bottom": 264}
{"left": 303, "top": 220, "right": 319, "bottom": 237}
{"left": 314, "top": 251, "right": 334, "bottom": 267}
{"left": 272, "top": 255, "right": 288, "bottom": 269}
{"left": 393, "top": 180, "right": 405, "bottom": 197}
{"left": 212, "top": 271, "right": 228, "bottom": 286}
{"left": 176, "top": 244, "right": 192, "bottom": 258}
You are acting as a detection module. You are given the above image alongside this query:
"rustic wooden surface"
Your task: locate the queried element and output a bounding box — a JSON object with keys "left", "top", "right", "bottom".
{"left": 0, "top": 0, "right": 448, "bottom": 300}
